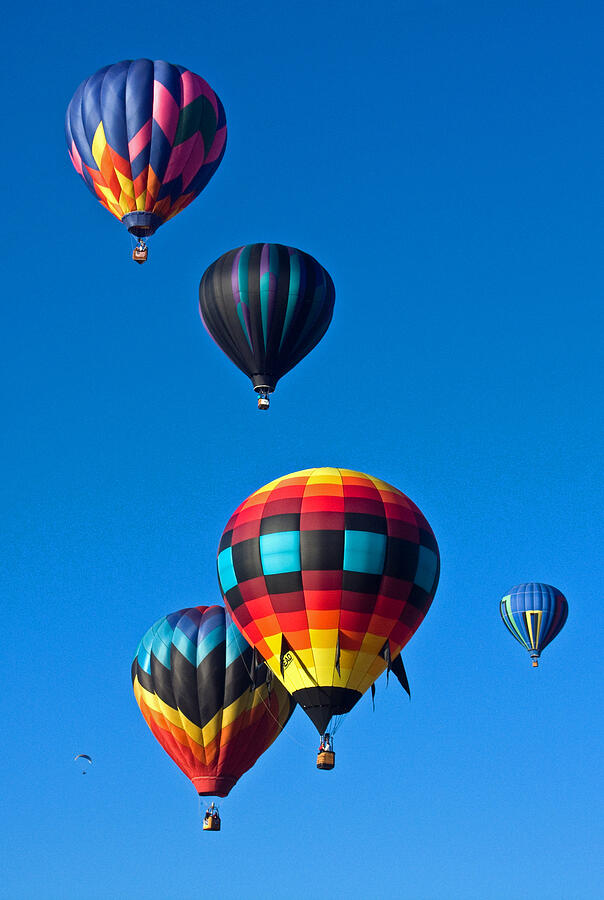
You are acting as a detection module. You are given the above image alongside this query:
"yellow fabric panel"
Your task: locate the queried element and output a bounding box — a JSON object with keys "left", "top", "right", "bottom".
{"left": 359, "top": 632, "right": 387, "bottom": 656}
{"left": 312, "top": 646, "right": 340, "bottom": 685}
{"left": 306, "top": 467, "right": 342, "bottom": 485}
{"left": 135, "top": 189, "right": 147, "bottom": 211}
{"left": 91, "top": 121, "right": 107, "bottom": 171}
{"left": 136, "top": 680, "right": 204, "bottom": 744}
{"left": 263, "top": 633, "right": 283, "bottom": 661}
{"left": 265, "top": 654, "right": 307, "bottom": 695}
{"left": 118, "top": 191, "right": 136, "bottom": 214}
{"left": 348, "top": 650, "right": 387, "bottom": 694}
{"left": 308, "top": 627, "right": 338, "bottom": 650}
{"left": 366, "top": 472, "right": 404, "bottom": 497}
{"left": 526, "top": 610, "right": 543, "bottom": 649}
{"left": 116, "top": 170, "right": 135, "bottom": 198}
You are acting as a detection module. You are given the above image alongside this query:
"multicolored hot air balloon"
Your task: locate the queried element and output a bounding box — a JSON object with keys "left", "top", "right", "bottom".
{"left": 132, "top": 606, "right": 295, "bottom": 806}
{"left": 217, "top": 468, "right": 439, "bottom": 761}
{"left": 65, "top": 59, "right": 226, "bottom": 262}
{"left": 199, "top": 244, "right": 335, "bottom": 408}
{"left": 500, "top": 583, "right": 568, "bottom": 666}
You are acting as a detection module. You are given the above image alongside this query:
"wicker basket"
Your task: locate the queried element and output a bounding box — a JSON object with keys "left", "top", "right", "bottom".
{"left": 316, "top": 750, "right": 335, "bottom": 770}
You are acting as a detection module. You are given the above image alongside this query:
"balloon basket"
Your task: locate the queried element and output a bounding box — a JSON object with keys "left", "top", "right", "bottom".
{"left": 317, "top": 750, "right": 335, "bottom": 770}
{"left": 202, "top": 808, "right": 221, "bottom": 831}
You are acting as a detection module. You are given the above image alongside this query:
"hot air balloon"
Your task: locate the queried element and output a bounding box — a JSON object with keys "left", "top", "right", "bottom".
{"left": 65, "top": 59, "right": 226, "bottom": 262}
{"left": 199, "top": 243, "right": 335, "bottom": 408}
{"left": 217, "top": 468, "right": 439, "bottom": 766}
{"left": 500, "top": 583, "right": 568, "bottom": 666}
{"left": 132, "top": 605, "right": 295, "bottom": 825}
{"left": 74, "top": 754, "right": 92, "bottom": 774}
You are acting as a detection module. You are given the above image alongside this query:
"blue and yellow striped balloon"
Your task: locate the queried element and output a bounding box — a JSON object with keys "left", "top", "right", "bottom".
{"left": 500, "top": 583, "right": 568, "bottom": 666}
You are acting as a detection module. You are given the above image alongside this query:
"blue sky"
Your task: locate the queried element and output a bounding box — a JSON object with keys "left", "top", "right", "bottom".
{"left": 1, "top": 1, "right": 602, "bottom": 898}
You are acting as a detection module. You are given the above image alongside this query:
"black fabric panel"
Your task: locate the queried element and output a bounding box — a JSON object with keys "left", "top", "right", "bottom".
{"left": 276, "top": 249, "right": 308, "bottom": 364}
{"left": 379, "top": 640, "right": 391, "bottom": 666}
{"left": 390, "top": 654, "right": 410, "bottom": 697}
{"left": 283, "top": 266, "right": 335, "bottom": 375}
{"left": 218, "top": 529, "right": 233, "bottom": 552}
{"left": 259, "top": 512, "right": 301, "bottom": 535}
{"left": 224, "top": 583, "right": 244, "bottom": 611}
{"left": 405, "top": 583, "right": 430, "bottom": 611}
{"left": 232, "top": 537, "right": 262, "bottom": 584}
{"left": 264, "top": 244, "right": 292, "bottom": 379}
{"left": 419, "top": 527, "right": 439, "bottom": 554}
{"left": 300, "top": 528, "right": 344, "bottom": 571}
{"left": 277, "top": 252, "right": 335, "bottom": 376}
{"left": 383, "top": 537, "right": 420, "bottom": 581}
{"left": 344, "top": 512, "right": 388, "bottom": 534}
{"left": 292, "top": 686, "right": 362, "bottom": 734}
{"left": 265, "top": 571, "right": 303, "bottom": 594}
{"left": 223, "top": 648, "right": 255, "bottom": 710}
{"left": 148, "top": 654, "right": 177, "bottom": 711}
{"left": 199, "top": 248, "right": 256, "bottom": 378}
{"left": 195, "top": 642, "right": 227, "bottom": 728}
{"left": 171, "top": 647, "right": 204, "bottom": 728}
{"left": 134, "top": 661, "right": 157, "bottom": 696}
{"left": 245, "top": 243, "right": 266, "bottom": 376}
{"left": 342, "top": 571, "right": 382, "bottom": 594}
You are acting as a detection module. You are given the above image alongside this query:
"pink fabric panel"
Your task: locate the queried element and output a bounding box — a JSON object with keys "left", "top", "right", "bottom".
{"left": 181, "top": 70, "right": 219, "bottom": 117}
{"left": 69, "top": 141, "right": 84, "bottom": 176}
{"left": 205, "top": 125, "right": 227, "bottom": 164}
{"left": 181, "top": 133, "right": 206, "bottom": 190}
{"left": 153, "top": 80, "right": 180, "bottom": 144}
{"left": 128, "top": 120, "right": 152, "bottom": 161}
{"left": 163, "top": 133, "right": 199, "bottom": 183}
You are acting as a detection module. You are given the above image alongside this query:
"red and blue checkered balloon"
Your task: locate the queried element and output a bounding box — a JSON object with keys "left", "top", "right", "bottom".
{"left": 66, "top": 59, "right": 226, "bottom": 239}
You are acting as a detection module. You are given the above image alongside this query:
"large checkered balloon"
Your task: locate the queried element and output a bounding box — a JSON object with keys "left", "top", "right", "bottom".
{"left": 218, "top": 468, "right": 440, "bottom": 734}
{"left": 66, "top": 59, "right": 226, "bottom": 241}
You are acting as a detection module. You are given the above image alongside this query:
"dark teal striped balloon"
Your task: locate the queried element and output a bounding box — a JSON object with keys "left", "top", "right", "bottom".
{"left": 500, "top": 583, "right": 568, "bottom": 666}
{"left": 199, "top": 243, "right": 335, "bottom": 408}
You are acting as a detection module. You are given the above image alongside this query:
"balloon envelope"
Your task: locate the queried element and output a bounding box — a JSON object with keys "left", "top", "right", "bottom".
{"left": 218, "top": 468, "right": 439, "bottom": 734}
{"left": 500, "top": 583, "right": 568, "bottom": 664}
{"left": 132, "top": 605, "right": 295, "bottom": 796}
{"left": 199, "top": 243, "right": 335, "bottom": 397}
{"left": 66, "top": 59, "right": 226, "bottom": 237}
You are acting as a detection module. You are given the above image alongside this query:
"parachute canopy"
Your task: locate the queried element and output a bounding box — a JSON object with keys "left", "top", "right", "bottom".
{"left": 218, "top": 468, "right": 439, "bottom": 734}
{"left": 199, "top": 244, "right": 335, "bottom": 406}
{"left": 500, "top": 583, "right": 568, "bottom": 666}
{"left": 74, "top": 754, "right": 92, "bottom": 764}
{"left": 66, "top": 59, "right": 226, "bottom": 238}
{"left": 132, "top": 605, "right": 295, "bottom": 797}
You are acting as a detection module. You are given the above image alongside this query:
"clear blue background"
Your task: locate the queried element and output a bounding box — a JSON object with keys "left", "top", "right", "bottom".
{"left": 1, "top": 1, "right": 602, "bottom": 898}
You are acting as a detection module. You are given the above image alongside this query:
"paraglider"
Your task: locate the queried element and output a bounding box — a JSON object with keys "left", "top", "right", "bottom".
{"left": 131, "top": 605, "right": 295, "bottom": 826}
{"left": 74, "top": 754, "right": 92, "bottom": 774}
{"left": 199, "top": 243, "right": 335, "bottom": 408}
{"left": 500, "top": 583, "right": 568, "bottom": 666}
{"left": 217, "top": 467, "right": 440, "bottom": 765}
{"left": 65, "top": 59, "right": 227, "bottom": 262}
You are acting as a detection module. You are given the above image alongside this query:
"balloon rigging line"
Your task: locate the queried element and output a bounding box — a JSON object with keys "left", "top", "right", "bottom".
{"left": 230, "top": 626, "right": 308, "bottom": 752}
